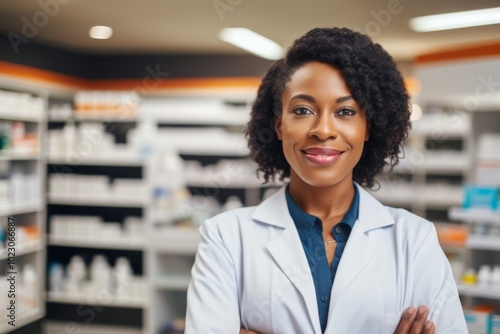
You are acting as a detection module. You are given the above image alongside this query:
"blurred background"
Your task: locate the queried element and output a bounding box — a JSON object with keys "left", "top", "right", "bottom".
{"left": 0, "top": 1, "right": 499, "bottom": 333}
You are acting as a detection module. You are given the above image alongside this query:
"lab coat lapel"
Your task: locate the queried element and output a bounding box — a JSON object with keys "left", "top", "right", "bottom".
{"left": 329, "top": 184, "right": 395, "bottom": 311}
{"left": 252, "top": 187, "right": 322, "bottom": 333}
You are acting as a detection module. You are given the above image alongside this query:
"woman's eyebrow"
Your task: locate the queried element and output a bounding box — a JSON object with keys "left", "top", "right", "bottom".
{"left": 290, "top": 94, "right": 315, "bottom": 102}
{"left": 336, "top": 95, "right": 353, "bottom": 103}
{"left": 290, "top": 94, "right": 353, "bottom": 103}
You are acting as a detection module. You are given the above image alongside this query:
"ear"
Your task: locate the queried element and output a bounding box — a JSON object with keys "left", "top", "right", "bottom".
{"left": 275, "top": 117, "right": 283, "bottom": 140}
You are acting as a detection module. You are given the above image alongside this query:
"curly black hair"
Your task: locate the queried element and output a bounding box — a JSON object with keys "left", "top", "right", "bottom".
{"left": 245, "top": 27, "right": 411, "bottom": 188}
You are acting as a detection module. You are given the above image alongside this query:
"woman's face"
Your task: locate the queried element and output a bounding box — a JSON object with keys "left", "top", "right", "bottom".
{"left": 276, "top": 61, "right": 369, "bottom": 189}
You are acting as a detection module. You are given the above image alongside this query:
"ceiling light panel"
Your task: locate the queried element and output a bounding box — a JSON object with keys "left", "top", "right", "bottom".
{"left": 219, "top": 28, "right": 284, "bottom": 60}
{"left": 410, "top": 7, "right": 500, "bottom": 32}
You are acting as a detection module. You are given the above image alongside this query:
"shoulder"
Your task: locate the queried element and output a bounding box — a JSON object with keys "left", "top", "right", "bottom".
{"left": 205, "top": 206, "right": 257, "bottom": 228}
{"left": 356, "top": 184, "right": 434, "bottom": 237}
{"left": 384, "top": 205, "right": 437, "bottom": 253}
{"left": 386, "top": 206, "right": 433, "bottom": 230}
{"left": 200, "top": 206, "right": 258, "bottom": 240}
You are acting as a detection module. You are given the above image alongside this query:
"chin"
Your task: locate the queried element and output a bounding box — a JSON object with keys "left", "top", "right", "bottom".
{"left": 295, "top": 172, "right": 350, "bottom": 189}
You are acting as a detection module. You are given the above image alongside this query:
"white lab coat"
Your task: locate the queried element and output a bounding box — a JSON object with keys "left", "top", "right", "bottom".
{"left": 185, "top": 184, "right": 468, "bottom": 334}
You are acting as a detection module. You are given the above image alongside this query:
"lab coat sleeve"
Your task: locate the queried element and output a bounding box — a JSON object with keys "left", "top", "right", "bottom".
{"left": 185, "top": 218, "right": 240, "bottom": 334}
{"left": 412, "top": 223, "right": 468, "bottom": 333}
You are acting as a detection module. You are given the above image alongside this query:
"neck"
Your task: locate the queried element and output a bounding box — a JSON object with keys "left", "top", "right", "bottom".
{"left": 288, "top": 174, "right": 355, "bottom": 221}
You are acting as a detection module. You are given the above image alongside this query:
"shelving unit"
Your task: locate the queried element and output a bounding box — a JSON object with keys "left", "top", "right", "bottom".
{"left": 42, "top": 92, "right": 269, "bottom": 333}
{"left": 0, "top": 84, "right": 47, "bottom": 333}
{"left": 370, "top": 105, "right": 472, "bottom": 225}
{"left": 44, "top": 91, "right": 152, "bottom": 333}
{"left": 46, "top": 292, "right": 147, "bottom": 309}
{"left": 449, "top": 207, "right": 500, "bottom": 302}
{"left": 43, "top": 321, "right": 143, "bottom": 334}
{"left": 441, "top": 103, "right": 500, "bottom": 330}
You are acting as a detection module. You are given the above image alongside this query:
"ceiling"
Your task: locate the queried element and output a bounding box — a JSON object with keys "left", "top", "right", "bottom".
{"left": 0, "top": 0, "right": 499, "bottom": 61}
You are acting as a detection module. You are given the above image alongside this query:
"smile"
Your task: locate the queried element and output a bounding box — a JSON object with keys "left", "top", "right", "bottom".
{"left": 301, "top": 148, "right": 343, "bottom": 165}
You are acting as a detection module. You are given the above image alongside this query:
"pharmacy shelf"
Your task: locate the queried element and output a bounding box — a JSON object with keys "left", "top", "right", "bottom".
{"left": 48, "top": 116, "right": 72, "bottom": 122}
{"left": 371, "top": 192, "right": 463, "bottom": 208}
{"left": 74, "top": 114, "right": 138, "bottom": 122}
{"left": 150, "top": 211, "right": 190, "bottom": 224}
{"left": 153, "top": 111, "right": 249, "bottom": 126}
{"left": 0, "top": 201, "right": 43, "bottom": 217}
{"left": 467, "top": 236, "right": 500, "bottom": 251}
{"left": 0, "top": 109, "right": 43, "bottom": 123}
{"left": 48, "top": 154, "right": 144, "bottom": 166}
{"left": 149, "top": 228, "right": 200, "bottom": 255}
{"left": 0, "top": 307, "right": 42, "bottom": 333}
{"left": 410, "top": 122, "right": 469, "bottom": 138}
{"left": 0, "top": 152, "right": 40, "bottom": 161}
{"left": 0, "top": 240, "right": 43, "bottom": 261}
{"left": 48, "top": 194, "right": 146, "bottom": 208}
{"left": 43, "top": 321, "right": 143, "bottom": 334}
{"left": 178, "top": 145, "right": 248, "bottom": 156}
{"left": 392, "top": 160, "right": 470, "bottom": 175}
{"left": 449, "top": 207, "right": 500, "bottom": 225}
{"left": 457, "top": 284, "right": 500, "bottom": 300}
{"left": 154, "top": 276, "right": 191, "bottom": 291}
{"left": 186, "top": 179, "right": 266, "bottom": 189}
{"left": 46, "top": 292, "right": 147, "bottom": 309}
{"left": 423, "top": 196, "right": 463, "bottom": 209}
{"left": 48, "top": 235, "right": 144, "bottom": 250}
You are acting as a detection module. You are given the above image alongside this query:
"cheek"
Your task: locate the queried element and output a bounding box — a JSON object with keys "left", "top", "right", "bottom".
{"left": 343, "top": 121, "right": 368, "bottom": 146}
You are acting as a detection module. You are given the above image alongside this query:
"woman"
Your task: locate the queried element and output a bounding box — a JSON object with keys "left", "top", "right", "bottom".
{"left": 185, "top": 27, "right": 467, "bottom": 333}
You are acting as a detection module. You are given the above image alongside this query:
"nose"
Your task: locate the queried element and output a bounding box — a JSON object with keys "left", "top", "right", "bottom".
{"left": 309, "top": 112, "right": 338, "bottom": 141}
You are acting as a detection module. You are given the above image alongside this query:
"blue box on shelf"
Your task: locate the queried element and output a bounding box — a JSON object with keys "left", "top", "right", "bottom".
{"left": 462, "top": 185, "right": 499, "bottom": 210}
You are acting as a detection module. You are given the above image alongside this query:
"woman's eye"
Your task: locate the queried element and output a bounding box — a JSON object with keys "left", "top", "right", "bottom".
{"left": 337, "top": 108, "right": 355, "bottom": 116}
{"left": 292, "top": 107, "right": 313, "bottom": 115}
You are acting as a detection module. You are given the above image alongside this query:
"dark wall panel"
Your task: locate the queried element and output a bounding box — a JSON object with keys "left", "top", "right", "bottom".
{"left": 88, "top": 53, "right": 273, "bottom": 79}
{"left": 0, "top": 31, "right": 92, "bottom": 78}
{"left": 0, "top": 32, "right": 274, "bottom": 79}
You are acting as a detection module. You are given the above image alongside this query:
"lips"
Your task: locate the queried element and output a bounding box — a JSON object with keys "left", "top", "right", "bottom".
{"left": 302, "top": 147, "right": 343, "bottom": 165}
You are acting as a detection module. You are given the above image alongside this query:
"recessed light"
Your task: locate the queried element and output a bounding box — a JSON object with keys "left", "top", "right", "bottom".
{"left": 89, "top": 26, "right": 113, "bottom": 39}
{"left": 410, "top": 7, "right": 500, "bottom": 32}
{"left": 219, "top": 28, "right": 283, "bottom": 60}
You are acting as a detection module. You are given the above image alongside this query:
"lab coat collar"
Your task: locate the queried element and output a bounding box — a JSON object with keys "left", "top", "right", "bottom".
{"left": 251, "top": 186, "right": 290, "bottom": 228}
{"left": 253, "top": 186, "right": 321, "bottom": 332}
{"left": 251, "top": 183, "right": 395, "bottom": 231}
{"left": 328, "top": 184, "right": 396, "bottom": 326}
{"left": 251, "top": 183, "right": 396, "bottom": 333}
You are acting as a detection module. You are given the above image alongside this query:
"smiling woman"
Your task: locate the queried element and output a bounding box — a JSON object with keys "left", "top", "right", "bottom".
{"left": 276, "top": 62, "right": 369, "bottom": 192}
{"left": 185, "top": 27, "right": 468, "bottom": 334}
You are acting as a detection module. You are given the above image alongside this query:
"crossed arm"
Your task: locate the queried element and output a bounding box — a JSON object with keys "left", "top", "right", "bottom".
{"left": 240, "top": 305, "right": 435, "bottom": 334}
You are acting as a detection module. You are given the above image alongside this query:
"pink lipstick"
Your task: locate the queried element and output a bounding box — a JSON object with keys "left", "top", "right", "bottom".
{"left": 302, "top": 147, "right": 343, "bottom": 165}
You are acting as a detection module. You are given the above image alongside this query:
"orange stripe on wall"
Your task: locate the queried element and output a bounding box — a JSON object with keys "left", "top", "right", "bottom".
{"left": 90, "top": 77, "right": 262, "bottom": 90}
{"left": 415, "top": 40, "right": 500, "bottom": 64}
{"left": 0, "top": 60, "right": 93, "bottom": 88}
{"left": 0, "top": 60, "right": 262, "bottom": 91}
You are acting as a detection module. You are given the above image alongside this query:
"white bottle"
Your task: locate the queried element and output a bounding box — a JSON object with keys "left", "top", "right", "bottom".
{"left": 62, "top": 122, "right": 77, "bottom": 152}
{"left": 491, "top": 266, "right": 500, "bottom": 286}
{"left": 66, "top": 255, "right": 86, "bottom": 296}
{"left": 22, "top": 264, "right": 37, "bottom": 310}
{"left": 477, "top": 265, "right": 492, "bottom": 286}
{"left": 151, "top": 145, "right": 186, "bottom": 213}
{"left": 129, "top": 119, "right": 157, "bottom": 160}
{"left": 49, "top": 262, "right": 65, "bottom": 294}
{"left": 90, "top": 254, "right": 111, "bottom": 296}
{"left": 222, "top": 196, "right": 243, "bottom": 211}
{"left": 114, "top": 257, "right": 133, "bottom": 299}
